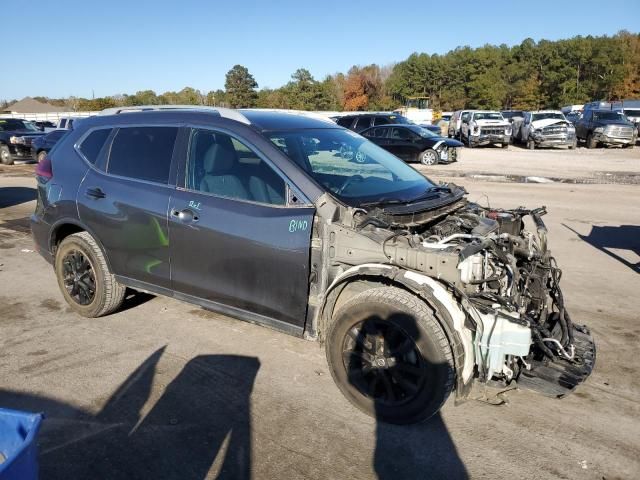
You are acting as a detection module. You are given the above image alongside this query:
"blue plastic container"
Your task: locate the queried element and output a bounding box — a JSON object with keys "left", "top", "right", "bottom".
{"left": 0, "top": 408, "right": 44, "bottom": 480}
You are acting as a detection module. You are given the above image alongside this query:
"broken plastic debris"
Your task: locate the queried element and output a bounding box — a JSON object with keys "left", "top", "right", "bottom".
{"left": 20, "top": 249, "right": 34, "bottom": 253}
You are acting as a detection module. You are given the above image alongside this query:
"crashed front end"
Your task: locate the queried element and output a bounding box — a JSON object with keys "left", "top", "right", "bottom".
{"left": 531, "top": 121, "right": 576, "bottom": 148}
{"left": 329, "top": 187, "right": 595, "bottom": 399}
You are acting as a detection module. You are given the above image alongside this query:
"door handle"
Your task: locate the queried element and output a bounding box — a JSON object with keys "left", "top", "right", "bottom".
{"left": 171, "top": 208, "right": 199, "bottom": 223}
{"left": 85, "top": 187, "right": 106, "bottom": 199}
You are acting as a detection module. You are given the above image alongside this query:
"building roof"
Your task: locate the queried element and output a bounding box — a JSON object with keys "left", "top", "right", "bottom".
{"left": 1, "top": 97, "right": 69, "bottom": 113}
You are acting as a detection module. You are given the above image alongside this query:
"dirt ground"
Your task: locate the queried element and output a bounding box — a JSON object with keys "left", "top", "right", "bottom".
{"left": 1, "top": 147, "right": 639, "bottom": 479}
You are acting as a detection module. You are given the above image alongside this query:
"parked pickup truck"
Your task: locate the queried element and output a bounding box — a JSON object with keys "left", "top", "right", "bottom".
{"left": 575, "top": 109, "right": 636, "bottom": 148}
{"left": 0, "top": 118, "right": 45, "bottom": 164}
{"left": 460, "top": 111, "right": 511, "bottom": 148}
{"left": 519, "top": 111, "right": 577, "bottom": 149}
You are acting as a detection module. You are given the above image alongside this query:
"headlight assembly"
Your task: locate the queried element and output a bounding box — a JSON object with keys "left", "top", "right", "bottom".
{"left": 594, "top": 127, "right": 604, "bottom": 133}
{"left": 9, "top": 136, "right": 25, "bottom": 145}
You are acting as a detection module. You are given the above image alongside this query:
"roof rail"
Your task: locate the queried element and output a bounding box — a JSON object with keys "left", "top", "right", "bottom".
{"left": 98, "top": 105, "right": 251, "bottom": 125}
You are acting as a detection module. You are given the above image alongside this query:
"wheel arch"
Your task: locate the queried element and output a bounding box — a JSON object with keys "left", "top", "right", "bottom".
{"left": 49, "top": 219, "right": 114, "bottom": 272}
{"left": 318, "top": 264, "right": 475, "bottom": 399}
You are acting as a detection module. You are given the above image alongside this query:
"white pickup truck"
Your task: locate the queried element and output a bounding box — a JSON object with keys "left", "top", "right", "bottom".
{"left": 519, "top": 111, "right": 577, "bottom": 149}
{"left": 460, "top": 110, "right": 511, "bottom": 148}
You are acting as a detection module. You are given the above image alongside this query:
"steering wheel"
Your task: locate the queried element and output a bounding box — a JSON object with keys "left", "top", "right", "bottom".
{"left": 337, "top": 174, "right": 364, "bottom": 195}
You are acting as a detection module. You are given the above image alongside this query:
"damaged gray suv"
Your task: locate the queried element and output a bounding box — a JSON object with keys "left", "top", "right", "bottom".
{"left": 31, "top": 106, "right": 595, "bottom": 424}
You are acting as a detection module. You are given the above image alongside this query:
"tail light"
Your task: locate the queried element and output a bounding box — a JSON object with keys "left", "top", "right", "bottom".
{"left": 35, "top": 155, "right": 53, "bottom": 181}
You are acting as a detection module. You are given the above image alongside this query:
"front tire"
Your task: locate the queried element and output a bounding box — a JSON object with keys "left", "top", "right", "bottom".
{"left": 0, "top": 145, "right": 13, "bottom": 165}
{"left": 55, "top": 232, "right": 126, "bottom": 317}
{"left": 419, "top": 148, "right": 439, "bottom": 166}
{"left": 326, "top": 287, "right": 455, "bottom": 425}
{"left": 527, "top": 138, "right": 535, "bottom": 150}
{"left": 37, "top": 150, "right": 47, "bottom": 163}
{"left": 586, "top": 133, "right": 597, "bottom": 149}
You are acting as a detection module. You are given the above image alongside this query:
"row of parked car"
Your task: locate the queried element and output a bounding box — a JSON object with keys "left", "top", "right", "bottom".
{"left": 0, "top": 117, "right": 80, "bottom": 165}
{"left": 449, "top": 107, "right": 638, "bottom": 150}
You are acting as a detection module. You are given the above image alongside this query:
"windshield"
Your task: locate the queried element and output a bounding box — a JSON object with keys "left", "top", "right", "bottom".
{"left": 0, "top": 118, "right": 39, "bottom": 132}
{"left": 593, "top": 111, "right": 628, "bottom": 122}
{"left": 473, "top": 112, "right": 504, "bottom": 121}
{"left": 268, "top": 128, "right": 435, "bottom": 205}
{"left": 531, "top": 112, "right": 566, "bottom": 122}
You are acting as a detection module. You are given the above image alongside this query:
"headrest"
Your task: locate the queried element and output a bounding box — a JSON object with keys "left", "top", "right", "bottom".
{"left": 203, "top": 143, "right": 236, "bottom": 173}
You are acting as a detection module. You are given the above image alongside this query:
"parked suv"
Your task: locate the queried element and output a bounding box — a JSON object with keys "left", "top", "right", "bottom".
{"left": 574, "top": 109, "right": 636, "bottom": 148}
{"left": 460, "top": 111, "right": 511, "bottom": 148}
{"left": 32, "top": 106, "right": 595, "bottom": 424}
{"left": 0, "top": 118, "right": 45, "bottom": 164}
{"left": 518, "top": 111, "right": 577, "bottom": 150}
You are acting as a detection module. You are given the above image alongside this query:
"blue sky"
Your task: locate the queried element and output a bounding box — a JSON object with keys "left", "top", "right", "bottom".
{"left": 3, "top": 0, "right": 639, "bottom": 100}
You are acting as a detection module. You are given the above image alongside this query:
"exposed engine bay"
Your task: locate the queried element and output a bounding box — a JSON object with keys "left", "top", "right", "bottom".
{"left": 323, "top": 184, "right": 595, "bottom": 397}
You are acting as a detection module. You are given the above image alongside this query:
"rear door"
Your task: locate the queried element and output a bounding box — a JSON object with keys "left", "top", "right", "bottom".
{"left": 77, "top": 125, "right": 180, "bottom": 289}
{"left": 168, "top": 127, "right": 314, "bottom": 330}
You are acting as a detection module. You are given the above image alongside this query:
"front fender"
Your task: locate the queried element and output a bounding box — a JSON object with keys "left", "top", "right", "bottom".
{"left": 318, "top": 263, "right": 476, "bottom": 399}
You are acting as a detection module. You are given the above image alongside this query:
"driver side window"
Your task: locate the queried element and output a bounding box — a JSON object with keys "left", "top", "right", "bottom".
{"left": 187, "top": 129, "right": 286, "bottom": 205}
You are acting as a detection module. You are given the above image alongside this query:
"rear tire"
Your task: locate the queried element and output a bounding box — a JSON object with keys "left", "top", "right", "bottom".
{"left": 326, "top": 286, "right": 455, "bottom": 425}
{"left": 55, "top": 232, "right": 126, "bottom": 318}
{"left": 0, "top": 145, "right": 13, "bottom": 165}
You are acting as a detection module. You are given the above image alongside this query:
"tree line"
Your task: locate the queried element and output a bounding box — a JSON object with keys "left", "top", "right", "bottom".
{"left": 3, "top": 31, "right": 638, "bottom": 113}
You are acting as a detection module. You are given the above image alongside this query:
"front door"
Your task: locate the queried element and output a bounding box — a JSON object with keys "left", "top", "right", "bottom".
{"left": 169, "top": 128, "right": 314, "bottom": 329}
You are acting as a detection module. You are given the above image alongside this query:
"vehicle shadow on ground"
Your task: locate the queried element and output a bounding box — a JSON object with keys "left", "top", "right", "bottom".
{"left": 343, "top": 311, "right": 468, "bottom": 479}
{"left": 563, "top": 223, "right": 640, "bottom": 274}
{"left": 0, "top": 347, "right": 260, "bottom": 479}
{"left": 0, "top": 186, "right": 36, "bottom": 209}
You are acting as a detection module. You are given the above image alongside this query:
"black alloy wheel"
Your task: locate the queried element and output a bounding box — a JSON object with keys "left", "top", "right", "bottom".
{"left": 342, "top": 318, "right": 426, "bottom": 407}
{"left": 62, "top": 250, "right": 96, "bottom": 305}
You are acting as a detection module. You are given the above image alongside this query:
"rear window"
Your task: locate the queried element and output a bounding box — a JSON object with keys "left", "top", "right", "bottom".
{"left": 79, "top": 129, "right": 111, "bottom": 164}
{"left": 107, "top": 126, "right": 178, "bottom": 184}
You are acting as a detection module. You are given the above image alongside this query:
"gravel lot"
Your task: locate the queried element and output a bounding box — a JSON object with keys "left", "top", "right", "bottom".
{"left": 0, "top": 147, "right": 639, "bottom": 479}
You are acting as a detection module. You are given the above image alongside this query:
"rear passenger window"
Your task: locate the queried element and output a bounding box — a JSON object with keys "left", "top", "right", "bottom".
{"left": 187, "top": 129, "right": 285, "bottom": 205}
{"left": 79, "top": 129, "right": 111, "bottom": 164}
{"left": 108, "top": 127, "right": 178, "bottom": 184}
{"left": 336, "top": 117, "right": 353, "bottom": 128}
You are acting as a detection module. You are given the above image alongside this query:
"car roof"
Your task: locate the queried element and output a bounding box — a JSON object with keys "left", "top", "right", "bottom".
{"left": 90, "top": 106, "right": 336, "bottom": 132}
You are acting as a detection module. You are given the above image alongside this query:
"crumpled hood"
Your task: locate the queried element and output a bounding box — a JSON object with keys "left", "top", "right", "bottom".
{"left": 531, "top": 118, "right": 572, "bottom": 129}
